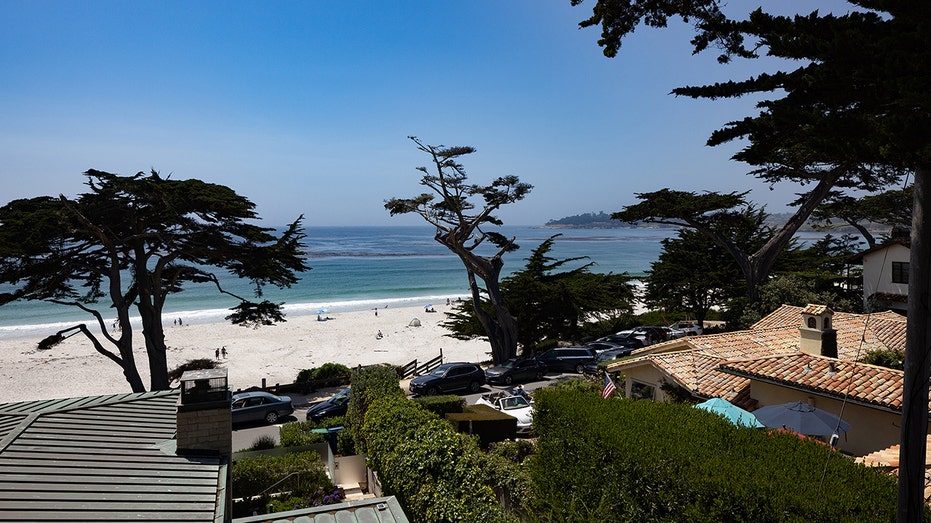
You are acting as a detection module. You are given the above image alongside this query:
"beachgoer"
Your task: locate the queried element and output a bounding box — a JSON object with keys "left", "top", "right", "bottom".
{"left": 317, "top": 314, "right": 323, "bottom": 321}
{"left": 215, "top": 348, "right": 220, "bottom": 359}
{"left": 178, "top": 318, "right": 183, "bottom": 326}
{"left": 376, "top": 330, "right": 383, "bottom": 339}
{"left": 221, "top": 346, "right": 227, "bottom": 358}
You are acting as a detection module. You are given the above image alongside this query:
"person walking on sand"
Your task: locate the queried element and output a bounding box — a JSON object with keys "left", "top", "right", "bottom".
{"left": 215, "top": 348, "right": 220, "bottom": 359}
{"left": 221, "top": 346, "right": 227, "bottom": 358}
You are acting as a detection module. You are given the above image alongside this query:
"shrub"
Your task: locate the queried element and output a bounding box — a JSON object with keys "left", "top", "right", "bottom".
{"left": 346, "top": 364, "right": 405, "bottom": 454}
{"left": 279, "top": 421, "right": 326, "bottom": 447}
{"left": 296, "top": 362, "right": 352, "bottom": 383}
{"left": 529, "top": 388, "right": 899, "bottom": 522}
{"left": 362, "top": 394, "right": 515, "bottom": 522}
{"left": 231, "top": 450, "right": 331, "bottom": 502}
{"left": 248, "top": 434, "right": 277, "bottom": 451}
{"left": 413, "top": 394, "right": 465, "bottom": 417}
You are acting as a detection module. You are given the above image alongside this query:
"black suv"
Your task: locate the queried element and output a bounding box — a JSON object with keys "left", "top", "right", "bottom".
{"left": 535, "top": 347, "right": 596, "bottom": 374}
{"left": 409, "top": 362, "right": 486, "bottom": 396}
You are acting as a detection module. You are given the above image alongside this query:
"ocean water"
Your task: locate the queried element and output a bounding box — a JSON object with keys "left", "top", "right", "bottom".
{"left": 0, "top": 226, "right": 674, "bottom": 339}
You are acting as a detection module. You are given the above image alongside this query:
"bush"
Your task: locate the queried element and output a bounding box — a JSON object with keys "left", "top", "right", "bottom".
{"left": 278, "top": 421, "right": 327, "bottom": 447}
{"left": 414, "top": 394, "right": 466, "bottom": 417}
{"left": 362, "top": 394, "right": 515, "bottom": 522}
{"left": 248, "top": 434, "right": 277, "bottom": 451}
{"left": 231, "top": 450, "right": 332, "bottom": 504}
{"left": 529, "top": 388, "right": 900, "bottom": 522}
{"left": 346, "top": 364, "right": 405, "bottom": 454}
{"left": 296, "top": 362, "right": 352, "bottom": 383}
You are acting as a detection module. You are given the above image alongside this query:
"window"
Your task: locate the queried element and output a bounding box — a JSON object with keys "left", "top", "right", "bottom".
{"left": 630, "top": 381, "right": 655, "bottom": 400}
{"left": 892, "top": 262, "right": 909, "bottom": 284}
{"left": 807, "top": 317, "right": 817, "bottom": 329}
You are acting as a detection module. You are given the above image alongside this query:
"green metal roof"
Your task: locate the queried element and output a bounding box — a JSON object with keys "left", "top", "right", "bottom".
{"left": 0, "top": 389, "right": 226, "bottom": 522}
{"left": 232, "top": 496, "right": 410, "bottom": 523}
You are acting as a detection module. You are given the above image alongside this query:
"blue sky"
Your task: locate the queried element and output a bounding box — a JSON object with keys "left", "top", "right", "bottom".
{"left": 2, "top": 1, "right": 833, "bottom": 226}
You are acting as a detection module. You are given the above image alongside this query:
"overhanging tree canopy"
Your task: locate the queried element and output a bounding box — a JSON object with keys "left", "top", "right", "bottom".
{"left": 0, "top": 169, "right": 308, "bottom": 392}
{"left": 385, "top": 136, "right": 532, "bottom": 364}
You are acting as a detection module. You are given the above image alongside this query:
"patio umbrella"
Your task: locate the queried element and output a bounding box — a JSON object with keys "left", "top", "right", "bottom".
{"left": 752, "top": 401, "right": 851, "bottom": 436}
{"left": 695, "top": 398, "right": 764, "bottom": 428}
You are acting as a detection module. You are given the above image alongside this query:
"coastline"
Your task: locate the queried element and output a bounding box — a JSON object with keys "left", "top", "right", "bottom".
{"left": 0, "top": 303, "right": 490, "bottom": 404}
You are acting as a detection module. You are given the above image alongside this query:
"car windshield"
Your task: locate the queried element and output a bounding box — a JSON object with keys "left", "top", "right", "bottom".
{"left": 430, "top": 366, "right": 450, "bottom": 376}
{"left": 500, "top": 359, "right": 518, "bottom": 368}
{"left": 501, "top": 396, "right": 531, "bottom": 410}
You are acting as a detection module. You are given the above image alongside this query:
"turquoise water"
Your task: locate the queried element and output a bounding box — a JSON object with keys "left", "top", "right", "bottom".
{"left": 0, "top": 225, "right": 674, "bottom": 338}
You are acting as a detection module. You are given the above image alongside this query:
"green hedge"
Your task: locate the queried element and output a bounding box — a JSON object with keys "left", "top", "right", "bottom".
{"left": 278, "top": 421, "right": 327, "bottom": 447}
{"left": 346, "top": 364, "right": 405, "bottom": 454}
{"left": 529, "top": 389, "right": 900, "bottom": 522}
{"left": 231, "top": 450, "right": 332, "bottom": 501}
{"left": 362, "top": 394, "right": 516, "bottom": 522}
{"left": 413, "top": 394, "right": 466, "bottom": 417}
{"left": 296, "top": 362, "right": 352, "bottom": 383}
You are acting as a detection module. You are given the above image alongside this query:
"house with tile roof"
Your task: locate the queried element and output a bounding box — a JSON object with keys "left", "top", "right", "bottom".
{"left": 847, "top": 237, "right": 910, "bottom": 314}
{"left": 608, "top": 304, "right": 914, "bottom": 456}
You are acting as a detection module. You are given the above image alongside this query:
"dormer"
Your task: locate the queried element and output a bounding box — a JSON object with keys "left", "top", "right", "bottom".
{"left": 799, "top": 304, "right": 837, "bottom": 357}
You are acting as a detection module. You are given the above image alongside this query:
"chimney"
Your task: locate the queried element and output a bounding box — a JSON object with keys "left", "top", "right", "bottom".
{"left": 798, "top": 304, "right": 836, "bottom": 357}
{"left": 176, "top": 368, "right": 232, "bottom": 457}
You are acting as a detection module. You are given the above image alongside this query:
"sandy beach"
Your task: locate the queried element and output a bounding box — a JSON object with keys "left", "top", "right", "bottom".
{"left": 0, "top": 304, "right": 491, "bottom": 404}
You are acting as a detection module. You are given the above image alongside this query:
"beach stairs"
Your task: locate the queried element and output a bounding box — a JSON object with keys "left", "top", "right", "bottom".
{"left": 339, "top": 481, "right": 374, "bottom": 502}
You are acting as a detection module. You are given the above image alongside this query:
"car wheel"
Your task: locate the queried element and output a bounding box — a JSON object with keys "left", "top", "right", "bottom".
{"left": 265, "top": 411, "right": 279, "bottom": 424}
{"left": 575, "top": 364, "right": 585, "bottom": 374}
{"left": 504, "top": 375, "right": 513, "bottom": 385}
{"left": 426, "top": 386, "right": 439, "bottom": 396}
{"left": 469, "top": 381, "right": 481, "bottom": 393}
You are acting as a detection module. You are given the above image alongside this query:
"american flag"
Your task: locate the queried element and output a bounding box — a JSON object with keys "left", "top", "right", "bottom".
{"left": 602, "top": 372, "right": 617, "bottom": 399}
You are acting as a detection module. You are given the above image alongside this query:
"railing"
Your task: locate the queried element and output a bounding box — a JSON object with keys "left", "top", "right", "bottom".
{"left": 398, "top": 348, "right": 444, "bottom": 379}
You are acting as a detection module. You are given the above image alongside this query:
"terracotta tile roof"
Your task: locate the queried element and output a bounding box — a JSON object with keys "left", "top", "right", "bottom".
{"left": 611, "top": 304, "right": 907, "bottom": 410}
{"left": 720, "top": 353, "right": 910, "bottom": 412}
{"left": 855, "top": 436, "right": 931, "bottom": 505}
{"left": 801, "top": 304, "right": 832, "bottom": 315}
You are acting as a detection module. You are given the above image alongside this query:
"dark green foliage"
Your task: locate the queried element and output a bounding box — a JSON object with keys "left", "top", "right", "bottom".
{"left": 443, "top": 235, "right": 635, "bottom": 351}
{"left": 346, "top": 364, "right": 405, "bottom": 454}
{"left": 278, "top": 421, "right": 327, "bottom": 448}
{"left": 387, "top": 136, "right": 531, "bottom": 364}
{"left": 231, "top": 450, "right": 332, "bottom": 502}
{"left": 529, "top": 388, "right": 897, "bottom": 521}
{"left": 247, "top": 434, "right": 277, "bottom": 451}
{"left": 644, "top": 227, "right": 745, "bottom": 326}
{"left": 811, "top": 187, "right": 913, "bottom": 248}
{"left": 477, "top": 440, "right": 537, "bottom": 518}
{"left": 362, "top": 394, "right": 515, "bottom": 522}
{"left": 860, "top": 349, "right": 906, "bottom": 371}
{"left": 413, "top": 394, "right": 466, "bottom": 417}
{"left": 296, "top": 362, "right": 352, "bottom": 383}
{"left": 0, "top": 170, "right": 308, "bottom": 392}
{"left": 167, "top": 358, "right": 219, "bottom": 384}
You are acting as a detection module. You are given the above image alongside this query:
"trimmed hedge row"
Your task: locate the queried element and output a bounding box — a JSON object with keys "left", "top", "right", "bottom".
{"left": 413, "top": 394, "right": 466, "bottom": 417}
{"left": 231, "top": 450, "right": 332, "bottom": 501}
{"left": 346, "top": 364, "right": 405, "bottom": 454}
{"left": 530, "top": 389, "right": 900, "bottom": 522}
{"left": 362, "top": 394, "right": 516, "bottom": 522}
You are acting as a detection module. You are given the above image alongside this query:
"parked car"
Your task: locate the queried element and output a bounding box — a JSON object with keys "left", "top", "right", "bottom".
{"left": 669, "top": 321, "right": 703, "bottom": 336}
{"left": 231, "top": 391, "right": 294, "bottom": 425}
{"left": 534, "top": 347, "right": 596, "bottom": 374}
{"left": 485, "top": 357, "right": 547, "bottom": 385}
{"left": 590, "top": 336, "right": 644, "bottom": 350}
{"left": 476, "top": 392, "right": 534, "bottom": 434}
{"left": 613, "top": 326, "right": 677, "bottom": 345}
{"left": 306, "top": 387, "right": 350, "bottom": 421}
{"left": 409, "top": 362, "right": 486, "bottom": 396}
{"left": 583, "top": 348, "right": 634, "bottom": 375}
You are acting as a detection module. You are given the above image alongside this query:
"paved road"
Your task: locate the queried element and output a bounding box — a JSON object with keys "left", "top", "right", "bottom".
{"left": 231, "top": 372, "right": 582, "bottom": 450}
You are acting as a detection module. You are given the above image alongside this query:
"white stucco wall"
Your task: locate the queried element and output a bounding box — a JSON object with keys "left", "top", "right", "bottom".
{"left": 862, "top": 243, "right": 910, "bottom": 310}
